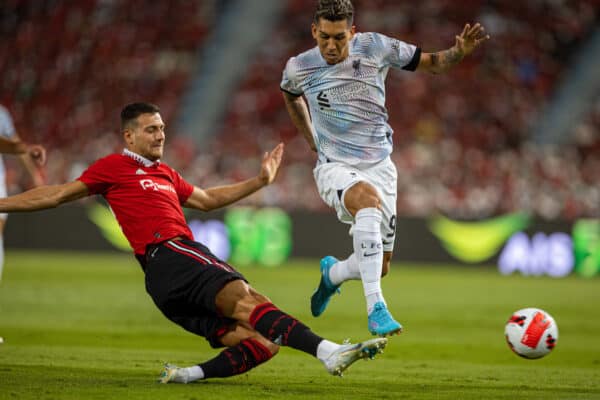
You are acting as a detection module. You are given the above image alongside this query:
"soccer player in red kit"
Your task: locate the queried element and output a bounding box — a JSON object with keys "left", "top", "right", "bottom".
{"left": 0, "top": 102, "right": 386, "bottom": 382}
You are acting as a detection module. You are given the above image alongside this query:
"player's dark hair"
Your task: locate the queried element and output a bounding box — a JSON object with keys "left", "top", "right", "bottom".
{"left": 121, "top": 102, "right": 160, "bottom": 130}
{"left": 314, "top": 0, "right": 354, "bottom": 25}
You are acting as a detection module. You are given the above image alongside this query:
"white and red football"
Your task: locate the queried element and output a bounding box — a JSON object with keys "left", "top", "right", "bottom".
{"left": 505, "top": 308, "right": 558, "bottom": 359}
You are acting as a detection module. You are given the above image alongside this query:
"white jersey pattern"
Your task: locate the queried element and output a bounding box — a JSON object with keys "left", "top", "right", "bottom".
{"left": 281, "top": 32, "right": 419, "bottom": 166}
{"left": 0, "top": 105, "right": 17, "bottom": 190}
{"left": 0, "top": 105, "right": 17, "bottom": 220}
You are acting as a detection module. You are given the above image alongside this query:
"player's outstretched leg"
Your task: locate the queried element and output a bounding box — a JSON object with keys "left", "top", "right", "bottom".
{"left": 159, "top": 299, "right": 388, "bottom": 383}
{"left": 311, "top": 256, "right": 341, "bottom": 317}
{"left": 158, "top": 338, "right": 273, "bottom": 383}
{"left": 158, "top": 336, "right": 387, "bottom": 382}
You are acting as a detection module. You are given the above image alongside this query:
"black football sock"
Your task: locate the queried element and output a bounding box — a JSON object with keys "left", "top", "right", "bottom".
{"left": 199, "top": 338, "right": 273, "bottom": 378}
{"left": 249, "top": 302, "right": 323, "bottom": 357}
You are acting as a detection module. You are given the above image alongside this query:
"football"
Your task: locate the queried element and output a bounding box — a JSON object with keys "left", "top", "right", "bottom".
{"left": 504, "top": 307, "right": 558, "bottom": 359}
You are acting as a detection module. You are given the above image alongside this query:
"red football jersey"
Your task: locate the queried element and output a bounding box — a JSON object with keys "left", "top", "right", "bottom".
{"left": 78, "top": 152, "right": 195, "bottom": 255}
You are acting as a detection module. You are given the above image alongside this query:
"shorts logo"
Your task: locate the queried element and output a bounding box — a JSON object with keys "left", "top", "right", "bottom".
{"left": 139, "top": 179, "right": 176, "bottom": 193}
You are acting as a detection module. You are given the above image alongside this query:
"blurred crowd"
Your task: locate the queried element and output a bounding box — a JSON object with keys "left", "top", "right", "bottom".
{"left": 1, "top": 0, "right": 215, "bottom": 190}
{"left": 2, "top": 0, "right": 600, "bottom": 221}
{"left": 211, "top": 0, "right": 600, "bottom": 221}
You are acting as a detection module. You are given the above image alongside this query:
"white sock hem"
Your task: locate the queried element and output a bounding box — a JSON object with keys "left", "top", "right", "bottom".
{"left": 185, "top": 365, "right": 204, "bottom": 382}
{"left": 316, "top": 340, "right": 340, "bottom": 361}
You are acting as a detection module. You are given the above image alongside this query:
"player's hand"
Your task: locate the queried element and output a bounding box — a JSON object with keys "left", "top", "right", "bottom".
{"left": 455, "top": 23, "right": 490, "bottom": 56}
{"left": 259, "top": 143, "right": 284, "bottom": 185}
{"left": 28, "top": 144, "right": 47, "bottom": 167}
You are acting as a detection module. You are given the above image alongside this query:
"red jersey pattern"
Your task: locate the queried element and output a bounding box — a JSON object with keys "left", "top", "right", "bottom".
{"left": 78, "top": 153, "right": 195, "bottom": 255}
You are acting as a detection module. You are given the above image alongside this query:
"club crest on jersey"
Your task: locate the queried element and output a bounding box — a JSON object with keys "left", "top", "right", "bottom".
{"left": 352, "top": 59, "right": 361, "bottom": 76}
{"left": 139, "top": 179, "right": 176, "bottom": 193}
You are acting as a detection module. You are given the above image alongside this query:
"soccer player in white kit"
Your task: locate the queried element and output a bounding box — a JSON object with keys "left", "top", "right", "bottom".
{"left": 0, "top": 105, "right": 46, "bottom": 280}
{"left": 0, "top": 104, "right": 46, "bottom": 345}
{"left": 281, "top": 0, "right": 489, "bottom": 336}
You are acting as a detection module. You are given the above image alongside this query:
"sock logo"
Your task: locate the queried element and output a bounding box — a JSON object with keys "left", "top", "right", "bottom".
{"left": 361, "top": 241, "right": 382, "bottom": 257}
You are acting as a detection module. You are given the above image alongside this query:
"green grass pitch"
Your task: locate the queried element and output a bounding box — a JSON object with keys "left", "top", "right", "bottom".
{"left": 1, "top": 250, "right": 599, "bottom": 399}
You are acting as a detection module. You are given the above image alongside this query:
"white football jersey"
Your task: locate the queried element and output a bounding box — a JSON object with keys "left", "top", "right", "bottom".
{"left": 0, "top": 105, "right": 17, "bottom": 177}
{"left": 281, "top": 32, "right": 420, "bottom": 166}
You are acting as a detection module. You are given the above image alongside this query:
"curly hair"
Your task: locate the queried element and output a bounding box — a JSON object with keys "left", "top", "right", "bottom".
{"left": 314, "top": 0, "right": 354, "bottom": 24}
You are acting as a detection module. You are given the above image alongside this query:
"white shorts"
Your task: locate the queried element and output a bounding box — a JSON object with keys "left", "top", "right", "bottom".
{"left": 313, "top": 157, "right": 397, "bottom": 252}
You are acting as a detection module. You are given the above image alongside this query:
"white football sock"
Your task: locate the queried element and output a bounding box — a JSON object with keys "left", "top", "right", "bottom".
{"left": 186, "top": 365, "right": 204, "bottom": 382}
{"left": 354, "top": 208, "right": 385, "bottom": 314}
{"left": 173, "top": 365, "right": 204, "bottom": 383}
{"left": 328, "top": 253, "right": 360, "bottom": 285}
{"left": 316, "top": 339, "right": 340, "bottom": 361}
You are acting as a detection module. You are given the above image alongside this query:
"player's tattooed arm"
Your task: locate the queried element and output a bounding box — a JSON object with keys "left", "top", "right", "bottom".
{"left": 425, "top": 47, "right": 464, "bottom": 74}
{"left": 418, "top": 23, "right": 490, "bottom": 74}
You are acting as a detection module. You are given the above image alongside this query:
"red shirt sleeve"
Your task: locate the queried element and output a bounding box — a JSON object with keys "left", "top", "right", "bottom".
{"left": 170, "top": 167, "right": 194, "bottom": 204}
{"left": 77, "top": 156, "right": 115, "bottom": 195}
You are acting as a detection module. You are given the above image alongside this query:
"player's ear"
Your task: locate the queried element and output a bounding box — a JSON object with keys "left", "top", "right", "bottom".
{"left": 311, "top": 22, "right": 318, "bottom": 39}
{"left": 123, "top": 129, "right": 133, "bottom": 145}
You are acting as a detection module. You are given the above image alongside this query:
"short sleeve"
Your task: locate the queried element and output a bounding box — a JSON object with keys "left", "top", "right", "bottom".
{"left": 0, "top": 106, "right": 16, "bottom": 139}
{"left": 77, "top": 157, "right": 114, "bottom": 195}
{"left": 280, "top": 57, "right": 303, "bottom": 96}
{"left": 371, "top": 32, "right": 420, "bottom": 71}
{"left": 170, "top": 168, "right": 194, "bottom": 203}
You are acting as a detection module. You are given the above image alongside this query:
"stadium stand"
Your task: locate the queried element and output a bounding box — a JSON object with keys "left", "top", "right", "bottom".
{"left": 2, "top": 0, "right": 599, "bottom": 220}
{"left": 1, "top": 0, "right": 214, "bottom": 186}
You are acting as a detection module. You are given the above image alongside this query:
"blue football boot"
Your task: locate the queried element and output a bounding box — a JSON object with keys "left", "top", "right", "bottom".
{"left": 367, "top": 302, "right": 403, "bottom": 336}
{"left": 310, "top": 256, "right": 341, "bottom": 317}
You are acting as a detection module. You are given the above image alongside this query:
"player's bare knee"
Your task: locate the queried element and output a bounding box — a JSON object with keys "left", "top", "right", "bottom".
{"left": 248, "top": 286, "right": 271, "bottom": 304}
{"left": 238, "top": 326, "right": 280, "bottom": 356}
{"left": 246, "top": 331, "right": 280, "bottom": 356}
{"left": 229, "top": 288, "right": 274, "bottom": 323}
{"left": 216, "top": 280, "right": 264, "bottom": 321}
{"left": 359, "top": 194, "right": 381, "bottom": 210}
{"left": 355, "top": 182, "right": 380, "bottom": 207}
{"left": 346, "top": 182, "right": 381, "bottom": 215}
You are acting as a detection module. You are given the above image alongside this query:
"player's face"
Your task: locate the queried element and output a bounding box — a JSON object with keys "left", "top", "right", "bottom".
{"left": 124, "top": 112, "right": 165, "bottom": 161}
{"left": 312, "top": 18, "right": 355, "bottom": 65}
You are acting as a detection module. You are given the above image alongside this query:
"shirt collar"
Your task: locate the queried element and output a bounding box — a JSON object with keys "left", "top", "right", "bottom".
{"left": 122, "top": 148, "right": 160, "bottom": 167}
